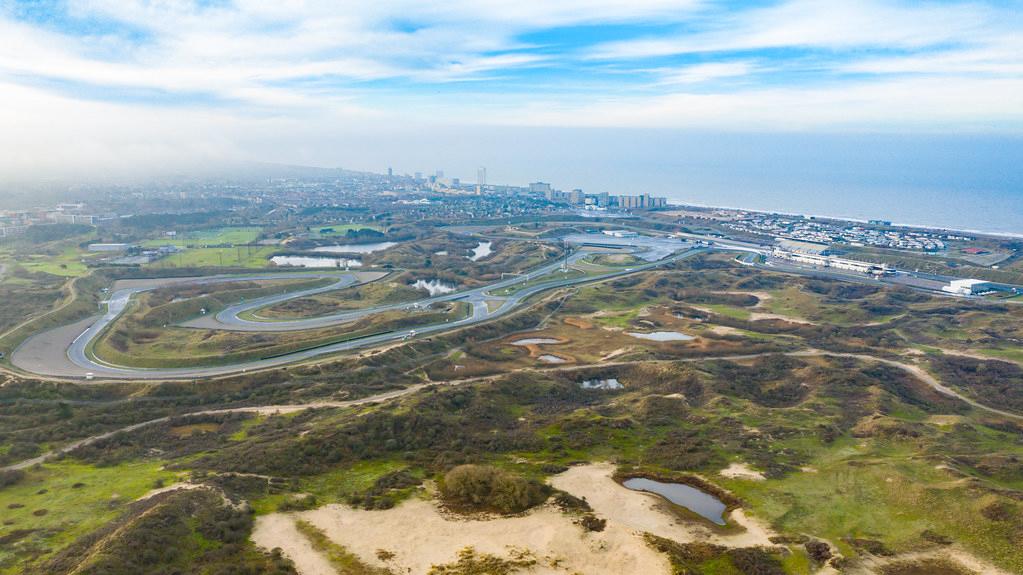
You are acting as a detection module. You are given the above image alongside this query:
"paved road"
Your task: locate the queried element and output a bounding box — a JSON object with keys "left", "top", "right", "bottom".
{"left": 189, "top": 250, "right": 597, "bottom": 332}
{"left": 15, "top": 240, "right": 703, "bottom": 380}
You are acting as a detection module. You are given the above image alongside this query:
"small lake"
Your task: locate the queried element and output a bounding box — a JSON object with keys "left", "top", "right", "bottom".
{"left": 469, "top": 241, "right": 493, "bottom": 261}
{"left": 626, "top": 331, "right": 694, "bottom": 342}
{"left": 580, "top": 378, "right": 623, "bottom": 390}
{"left": 411, "top": 279, "right": 456, "bottom": 296}
{"left": 512, "top": 338, "right": 561, "bottom": 346}
{"left": 622, "top": 477, "right": 727, "bottom": 525}
{"left": 271, "top": 256, "right": 362, "bottom": 268}
{"left": 538, "top": 354, "right": 567, "bottom": 364}
{"left": 313, "top": 242, "right": 398, "bottom": 254}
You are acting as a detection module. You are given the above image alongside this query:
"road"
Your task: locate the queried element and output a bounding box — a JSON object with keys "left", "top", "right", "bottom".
{"left": 14, "top": 239, "right": 704, "bottom": 380}
{"left": 7, "top": 347, "right": 1018, "bottom": 472}
{"left": 16, "top": 226, "right": 1017, "bottom": 382}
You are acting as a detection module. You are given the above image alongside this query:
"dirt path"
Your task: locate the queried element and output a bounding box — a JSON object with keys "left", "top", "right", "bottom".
{"left": 1, "top": 382, "right": 450, "bottom": 471}
{"left": 790, "top": 350, "right": 1023, "bottom": 421}
{"left": 7, "top": 347, "right": 1018, "bottom": 472}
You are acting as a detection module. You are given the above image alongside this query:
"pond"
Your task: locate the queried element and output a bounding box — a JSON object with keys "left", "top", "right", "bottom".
{"left": 271, "top": 256, "right": 362, "bottom": 268}
{"left": 512, "top": 338, "right": 561, "bottom": 346}
{"left": 538, "top": 354, "right": 567, "bottom": 364}
{"left": 411, "top": 279, "right": 456, "bottom": 296}
{"left": 625, "top": 331, "right": 694, "bottom": 342}
{"left": 622, "top": 478, "right": 727, "bottom": 525}
{"left": 469, "top": 241, "right": 493, "bottom": 261}
{"left": 313, "top": 241, "right": 398, "bottom": 254}
{"left": 580, "top": 378, "right": 623, "bottom": 390}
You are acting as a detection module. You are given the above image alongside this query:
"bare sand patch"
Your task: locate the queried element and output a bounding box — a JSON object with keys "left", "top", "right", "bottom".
{"left": 251, "top": 463, "right": 779, "bottom": 575}
{"left": 863, "top": 548, "right": 1014, "bottom": 575}
{"left": 749, "top": 312, "right": 817, "bottom": 325}
{"left": 927, "top": 415, "right": 965, "bottom": 427}
{"left": 296, "top": 497, "right": 670, "bottom": 575}
{"left": 252, "top": 514, "right": 337, "bottom": 575}
{"left": 600, "top": 347, "right": 632, "bottom": 361}
{"left": 549, "top": 463, "right": 776, "bottom": 548}
{"left": 717, "top": 291, "right": 774, "bottom": 306}
{"left": 719, "top": 462, "right": 766, "bottom": 481}
{"left": 707, "top": 325, "right": 741, "bottom": 336}
{"left": 563, "top": 316, "right": 594, "bottom": 330}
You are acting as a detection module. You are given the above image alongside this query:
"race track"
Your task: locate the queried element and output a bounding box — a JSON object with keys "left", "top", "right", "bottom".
{"left": 13, "top": 236, "right": 704, "bottom": 380}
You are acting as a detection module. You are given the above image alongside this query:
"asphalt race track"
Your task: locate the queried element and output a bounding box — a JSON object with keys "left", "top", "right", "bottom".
{"left": 12, "top": 236, "right": 704, "bottom": 380}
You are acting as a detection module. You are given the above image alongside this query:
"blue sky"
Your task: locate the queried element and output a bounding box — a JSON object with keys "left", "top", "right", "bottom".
{"left": 0, "top": 0, "right": 1021, "bottom": 180}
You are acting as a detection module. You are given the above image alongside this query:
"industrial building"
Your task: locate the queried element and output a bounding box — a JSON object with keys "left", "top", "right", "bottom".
{"left": 773, "top": 249, "right": 893, "bottom": 276}
{"left": 87, "top": 243, "right": 132, "bottom": 252}
{"left": 942, "top": 279, "right": 994, "bottom": 296}
{"left": 602, "top": 229, "right": 638, "bottom": 238}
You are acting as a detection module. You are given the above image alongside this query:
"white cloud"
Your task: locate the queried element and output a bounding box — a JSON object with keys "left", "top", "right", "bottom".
{"left": 588, "top": 0, "right": 999, "bottom": 59}
{"left": 491, "top": 76, "right": 1023, "bottom": 131}
{"left": 0, "top": 0, "right": 1022, "bottom": 181}
{"left": 654, "top": 61, "right": 755, "bottom": 85}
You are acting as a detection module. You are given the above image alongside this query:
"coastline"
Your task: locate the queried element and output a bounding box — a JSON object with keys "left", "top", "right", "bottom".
{"left": 663, "top": 199, "right": 1023, "bottom": 240}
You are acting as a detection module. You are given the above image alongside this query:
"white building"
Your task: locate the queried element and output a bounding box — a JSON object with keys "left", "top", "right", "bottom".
{"left": 601, "top": 228, "right": 634, "bottom": 237}
{"left": 942, "top": 279, "right": 993, "bottom": 296}
{"left": 773, "top": 249, "right": 893, "bottom": 276}
{"left": 87, "top": 243, "right": 131, "bottom": 252}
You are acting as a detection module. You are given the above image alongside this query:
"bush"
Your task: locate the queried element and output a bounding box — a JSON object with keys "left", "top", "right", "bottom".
{"left": 439, "top": 465, "right": 550, "bottom": 514}
{"left": 0, "top": 469, "right": 26, "bottom": 489}
{"left": 577, "top": 513, "right": 606, "bottom": 532}
{"left": 804, "top": 540, "right": 832, "bottom": 564}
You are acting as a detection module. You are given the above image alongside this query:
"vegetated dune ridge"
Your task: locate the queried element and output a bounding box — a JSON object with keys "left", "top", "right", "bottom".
{"left": 252, "top": 462, "right": 775, "bottom": 575}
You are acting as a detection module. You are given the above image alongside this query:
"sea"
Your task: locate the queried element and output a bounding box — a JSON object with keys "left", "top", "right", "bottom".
{"left": 442, "top": 129, "right": 1023, "bottom": 237}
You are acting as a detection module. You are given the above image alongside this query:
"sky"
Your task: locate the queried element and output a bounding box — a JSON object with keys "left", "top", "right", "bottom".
{"left": 1, "top": 0, "right": 1022, "bottom": 227}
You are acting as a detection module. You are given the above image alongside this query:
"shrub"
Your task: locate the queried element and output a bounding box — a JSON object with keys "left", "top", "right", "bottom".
{"left": 804, "top": 540, "right": 832, "bottom": 564}
{"left": 577, "top": 514, "right": 606, "bottom": 532}
{"left": 0, "top": 469, "right": 26, "bottom": 489}
{"left": 439, "top": 465, "right": 550, "bottom": 514}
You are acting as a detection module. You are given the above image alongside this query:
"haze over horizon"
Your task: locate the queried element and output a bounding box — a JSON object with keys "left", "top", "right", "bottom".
{"left": 1, "top": 0, "right": 1022, "bottom": 231}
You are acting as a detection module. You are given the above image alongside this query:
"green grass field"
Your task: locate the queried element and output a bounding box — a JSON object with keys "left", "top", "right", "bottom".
{"left": 16, "top": 247, "right": 97, "bottom": 277}
{"left": 0, "top": 461, "right": 179, "bottom": 574}
{"left": 141, "top": 226, "right": 262, "bottom": 248}
{"left": 147, "top": 246, "right": 277, "bottom": 268}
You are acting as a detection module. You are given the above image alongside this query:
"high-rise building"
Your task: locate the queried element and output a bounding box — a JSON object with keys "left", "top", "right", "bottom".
{"left": 530, "top": 182, "right": 552, "bottom": 194}
{"left": 477, "top": 167, "right": 487, "bottom": 194}
{"left": 569, "top": 189, "right": 584, "bottom": 205}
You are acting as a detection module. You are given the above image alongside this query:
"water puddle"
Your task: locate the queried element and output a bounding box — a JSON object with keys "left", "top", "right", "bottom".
{"left": 313, "top": 242, "right": 398, "bottom": 254}
{"left": 580, "top": 378, "right": 623, "bottom": 390}
{"left": 469, "top": 241, "right": 493, "bottom": 261}
{"left": 622, "top": 478, "right": 727, "bottom": 525}
{"left": 512, "top": 338, "right": 561, "bottom": 346}
{"left": 271, "top": 256, "right": 362, "bottom": 268}
{"left": 538, "top": 354, "right": 567, "bottom": 364}
{"left": 625, "top": 331, "right": 694, "bottom": 342}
